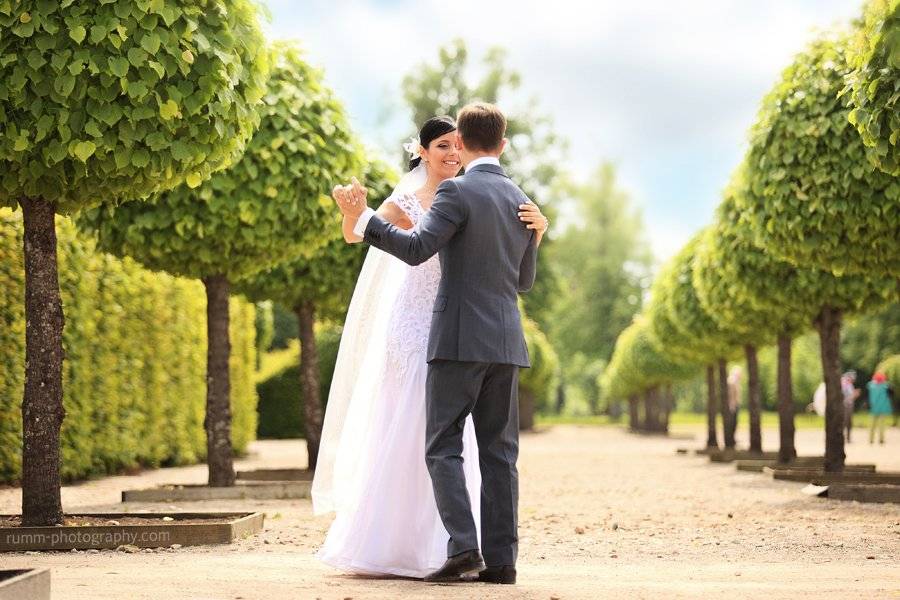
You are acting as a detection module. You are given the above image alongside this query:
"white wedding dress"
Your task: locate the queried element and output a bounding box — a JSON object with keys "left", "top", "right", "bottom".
{"left": 316, "top": 191, "right": 481, "bottom": 578}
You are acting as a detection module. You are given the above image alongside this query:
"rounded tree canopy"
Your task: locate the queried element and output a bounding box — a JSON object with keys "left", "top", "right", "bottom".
{"left": 0, "top": 0, "right": 270, "bottom": 214}
{"left": 694, "top": 168, "right": 813, "bottom": 342}
{"left": 645, "top": 258, "right": 709, "bottom": 366}
{"left": 663, "top": 233, "right": 743, "bottom": 361}
{"left": 847, "top": 0, "right": 900, "bottom": 175}
{"left": 80, "top": 42, "right": 361, "bottom": 280}
{"left": 696, "top": 166, "right": 895, "bottom": 339}
{"left": 740, "top": 33, "right": 899, "bottom": 277}
{"left": 604, "top": 317, "right": 697, "bottom": 400}
{"left": 236, "top": 158, "right": 398, "bottom": 320}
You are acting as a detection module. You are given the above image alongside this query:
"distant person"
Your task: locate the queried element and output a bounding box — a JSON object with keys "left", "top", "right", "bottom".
{"left": 867, "top": 372, "right": 891, "bottom": 445}
{"left": 841, "top": 371, "right": 860, "bottom": 443}
{"left": 809, "top": 382, "right": 826, "bottom": 416}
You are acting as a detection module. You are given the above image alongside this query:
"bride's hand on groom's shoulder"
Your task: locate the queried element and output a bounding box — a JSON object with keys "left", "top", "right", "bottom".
{"left": 518, "top": 200, "right": 549, "bottom": 246}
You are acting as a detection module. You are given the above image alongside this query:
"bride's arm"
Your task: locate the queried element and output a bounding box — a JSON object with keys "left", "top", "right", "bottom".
{"left": 342, "top": 200, "right": 412, "bottom": 243}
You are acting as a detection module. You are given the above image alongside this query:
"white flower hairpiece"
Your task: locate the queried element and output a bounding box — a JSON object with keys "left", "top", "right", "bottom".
{"left": 402, "top": 135, "right": 421, "bottom": 160}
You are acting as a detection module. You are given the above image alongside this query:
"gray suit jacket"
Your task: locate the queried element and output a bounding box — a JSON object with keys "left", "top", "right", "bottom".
{"left": 363, "top": 162, "right": 536, "bottom": 368}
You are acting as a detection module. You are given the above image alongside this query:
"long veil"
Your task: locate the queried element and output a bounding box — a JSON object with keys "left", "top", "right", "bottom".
{"left": 311, "top": 164, "right": 427, "bottom": 516}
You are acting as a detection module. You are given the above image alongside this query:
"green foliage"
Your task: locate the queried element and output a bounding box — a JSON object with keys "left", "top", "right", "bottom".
{"left": 0, "top": 209, "right": 257, "bottom": 483}
{"left": 644, "top": 261, "right": 708, "bottom": 366}
{"left": 271, "top": 302, "right": 298, "bottom": 349}
{"left": 740, "top": 34, "right": 899, "bottom": 276}
{"left": 548, "top": 163, "right": 652, "bottom": 364}
{"left": 694, "top": 173, "right": 808, "bottom": 343}
{"left": 841, "top": 302, "right": 900, "bottom": 372}
{"left": 236, "top": 158, "right": 397, "bottom": 320}
{"left": 846, "top": 0, "right": 900, "bottom": 175}
{"left": 520, "top": 314, "right": 560, "bottom": 414}
{"left": 602, "top": 317, "right": 699, "bottom": 402}
{"left": 656, "top": 234, "right": 742, "bottom": 363}
{"left": 0, "top": 0, "right": 270, "bottom": 214}
{"left": 693, "top": 169, "right": 894, "bottom": 344}
{"left": 256, "top": 326, "right": 341, "bottom": 439}
{"left": 79, "top": 42, "right": 359, "bottom": 280}
{"left": 876, "top": 354, "right": 900, "bottom": 384}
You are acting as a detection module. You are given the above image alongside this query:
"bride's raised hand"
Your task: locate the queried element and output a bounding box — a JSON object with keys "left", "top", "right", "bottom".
{"left": 518, "top": 200, "right": 549, "bottom": 246}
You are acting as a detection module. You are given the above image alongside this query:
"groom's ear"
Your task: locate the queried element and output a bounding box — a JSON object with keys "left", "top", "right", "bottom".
{"left": 454, "top": 131, "right": 463, "bottom": 151}
{"left": 498, "top": 138, "right": 509, "bottom": 156}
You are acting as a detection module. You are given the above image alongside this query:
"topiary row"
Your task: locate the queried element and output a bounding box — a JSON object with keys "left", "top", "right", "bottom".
{"left": 0, "top": 208, "right": 257, "bottom": 484}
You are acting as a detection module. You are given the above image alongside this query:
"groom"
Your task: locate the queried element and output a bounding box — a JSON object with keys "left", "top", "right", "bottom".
{"left": 334, "top": 102, "right": 536, "bottom": 585}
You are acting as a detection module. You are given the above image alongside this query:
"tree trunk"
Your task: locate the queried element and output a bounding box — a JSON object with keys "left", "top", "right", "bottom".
{"left": 203, "top": 275, "right": 235, "bottom": 487}
{"left": 643, "top": 388, "right": 655, "bottom": 432}
{"left": 705, "top": 364, "right": 718, "bottom": 448}
{"left": 628, "top": 395, "right": 640, "bottom": 431}
{"left": 776, "top": 334, "right": 796, "bottom": 464}
{"left": 745, "top": 345, "right": 762, "bottom": 453}
{"left": 815, "top": 306, "right": 845, "bottom": 473}
{"left": 718, "top": 359, "right": 735, "bottom": 448}
{"left": 519, "top": 388, "right": 536, "bottom": 431}
{"left": 19, "top": 197, "right": 65, "bottom": 526}
{"left": 296, "top": 302, "right": 324, "bottom": 470}
{"left": 661, "top": 385, "right": 673, "bottom": 434}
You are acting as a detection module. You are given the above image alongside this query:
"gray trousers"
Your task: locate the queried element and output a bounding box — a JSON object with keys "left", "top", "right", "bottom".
{"left": 425, "top": 360, "right": 520, "bottom": 567}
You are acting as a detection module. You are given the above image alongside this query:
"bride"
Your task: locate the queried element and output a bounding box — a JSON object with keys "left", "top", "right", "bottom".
{"left": 311, "top": 116, "right": 548, "bottom": 578}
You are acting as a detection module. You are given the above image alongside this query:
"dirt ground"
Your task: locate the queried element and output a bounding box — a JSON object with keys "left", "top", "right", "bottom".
{"left": 1, "top": 423, "right": 898, "bottom": 599}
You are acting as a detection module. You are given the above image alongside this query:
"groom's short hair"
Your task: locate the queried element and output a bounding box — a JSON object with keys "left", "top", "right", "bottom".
{"left": 457, "top": 102, "right": 506, "bottom": 152}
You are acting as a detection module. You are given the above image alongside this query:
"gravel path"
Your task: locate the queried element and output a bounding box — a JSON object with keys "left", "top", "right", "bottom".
{"left": 1, "top": 423, "right": 898, "bottom": 599}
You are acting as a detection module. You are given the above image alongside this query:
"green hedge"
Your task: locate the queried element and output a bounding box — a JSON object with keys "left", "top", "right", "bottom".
{"left": 520, "top": 315, "right": 560, "bottom": 413}
{"left": 256, "top": 326, "right": 342, "bottom": 439}
{"left": 1, "top": 209, "right": 257, "bottom": 484}
{"left": 876, "top": 355, "right": 900, "bottom": 388}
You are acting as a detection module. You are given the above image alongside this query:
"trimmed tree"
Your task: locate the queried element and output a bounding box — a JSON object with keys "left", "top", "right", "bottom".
{"left": 645, "top": 261, "right": 720, "bottom": 448}
{"left": 603, "top": 318, "right": 698, "bottom": 434}
{"left": 846, "top": 0, "right": 900, "bottom": 175}
{"left": 651, "top": 235, "right": 743, "bottom": 448}
{"left": 0, "top": 0, "right": 268, "bottom": 525}
{"left": 80, "top": 43, "right": 359, "bottom": 486}
{"left": 740, "top": 34, "right": 899, "bottom": 278}
{"left": 694, "top": 225, "right": 768, "bottom": 454}
{"left": 693, "top": 174, "right": 815, "bottom": 461}
{"left": 739, "top": 34, "right": 900, "bottom": 470}
{"left": 236, "top": 158, "right": 396, "bottom": 469}
{"left": 666, "top": 235, "right": 745, "bottom": 449}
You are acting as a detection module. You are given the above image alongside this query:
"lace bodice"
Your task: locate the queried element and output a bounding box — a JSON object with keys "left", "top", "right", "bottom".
{"left": 384, "top": 192, "right": 441, "bottom": 377}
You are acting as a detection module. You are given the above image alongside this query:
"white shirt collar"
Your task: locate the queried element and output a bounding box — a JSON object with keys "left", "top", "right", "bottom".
{"left": 466, "top": 156, "right": 501, "bottom": 171}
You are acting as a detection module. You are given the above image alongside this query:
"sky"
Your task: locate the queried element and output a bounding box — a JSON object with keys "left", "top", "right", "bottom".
{"left": 262, "top": 0, "right": 864, "bottom": 264}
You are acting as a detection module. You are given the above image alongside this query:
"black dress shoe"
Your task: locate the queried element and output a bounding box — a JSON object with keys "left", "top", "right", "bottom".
{"left": 423, "top": 550, "right": 486, "bottom": 583}
{"left": 477, "top": 565, "right": 517, "bottom": 584}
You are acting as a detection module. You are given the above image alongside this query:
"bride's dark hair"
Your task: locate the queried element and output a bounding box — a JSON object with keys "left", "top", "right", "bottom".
{"left": 409, "top": 116, "right": 457, "bottom": 170}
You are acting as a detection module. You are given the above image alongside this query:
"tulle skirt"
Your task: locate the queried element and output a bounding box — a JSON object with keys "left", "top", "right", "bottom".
{"left": 316, "top": 352, "right": 482, "bottom": 578}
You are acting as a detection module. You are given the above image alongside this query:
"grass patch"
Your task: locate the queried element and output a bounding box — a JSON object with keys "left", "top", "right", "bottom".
{"left": 537, "top": 411, "right": 894, "bottom": 429}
